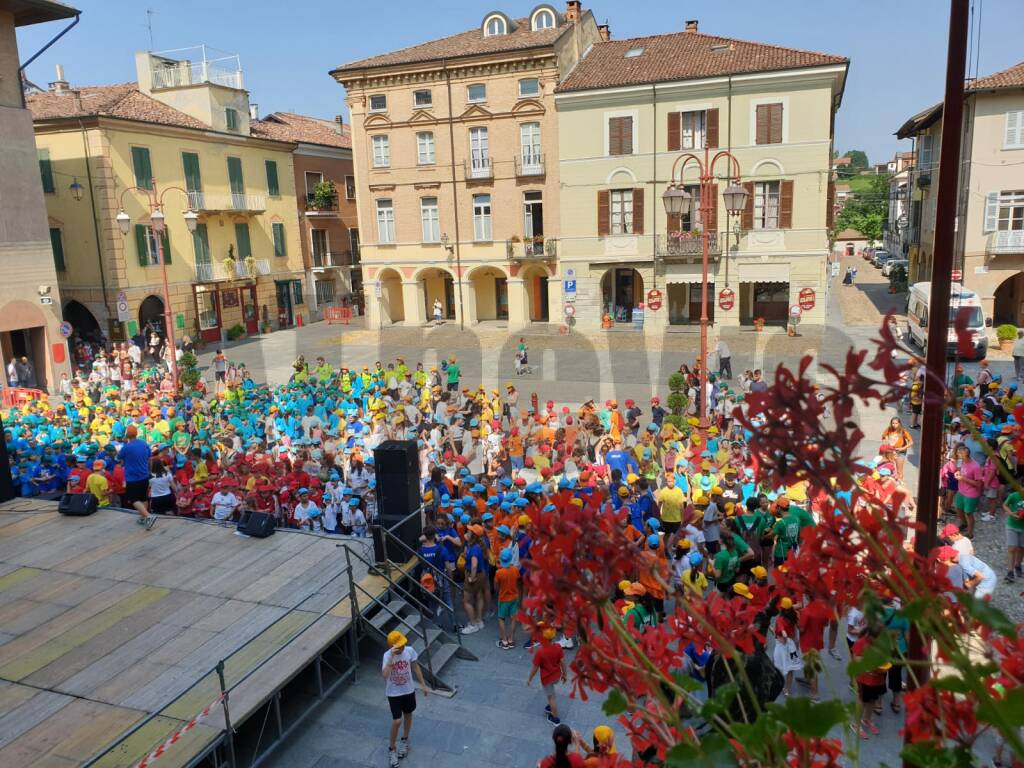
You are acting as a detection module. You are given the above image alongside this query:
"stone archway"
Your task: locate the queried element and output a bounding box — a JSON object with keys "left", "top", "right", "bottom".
{"left": 600, "top": 267, "right": 644, "bottom": 322}
{"left": 416, "top": 267, "right": 457, "bottom": 322}
{"left": 993, "top": 272, "right": 1024, "bottom": 326}
{"left": 63, "top": 300, "right": 101, "bottom": 341}
{"left": 468, "top": 266, "right": 508, "bottom": 322}
{"left": 138, "top": 295, "right": 165, "bottom": 337}
{"left": 378, "top": 268, "right": 405, "bottom": 324}
{"left": 519, "top": 263, "right": 550, "bottom": 322}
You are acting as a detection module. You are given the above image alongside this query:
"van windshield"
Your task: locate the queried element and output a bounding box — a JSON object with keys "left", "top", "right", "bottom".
{"left": 948, "top": 305, "right": 984, "bottom": 327}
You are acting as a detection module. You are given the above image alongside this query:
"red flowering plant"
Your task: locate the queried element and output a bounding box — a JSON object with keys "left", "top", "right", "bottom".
{"left": 520, "top": 313, "right": 1024, "bottom": 767}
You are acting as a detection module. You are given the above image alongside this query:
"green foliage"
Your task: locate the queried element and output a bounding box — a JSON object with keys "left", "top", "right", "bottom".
{"left": 226, "top": 323, "right": 246, "bottom": 341}
{"left": 602, "top": 689, "right": 627, "bottom": 716}
{"left": 767, "top": 697, "right": 850, "bottom": 738}
{"left": 996, "top": 323, "right": 1019, "bottom": 342}
{"left": 846, "top": 631, "right": 895, "bottom": 677}
{"left": 956, "top": 592, "right": 1017, "bottom": 638}
{"left": 663, "top": 414, "right": 687, "bottom": 431}
{"left": 312, "top": 180, "right": 336, "bottom": 209}
{"left": 844, "top": 149, "right": 869, "bottom": 169}
{"left": 901, "top": 742, "right": 980, "bottom": 768}
{"left": 665, "top": 735, "right": 739, "bottom": 767}
{"left": 889, "top": 264, "right": 908, "bottom": 293}
{"left": 178, "top": 351, "right": 201, "bottom": 390}
{"left": 835, "top": 173, "right": 889, "bottom": 244}
{"left": 667, "top": 371, "right": 689, "bottom": 421}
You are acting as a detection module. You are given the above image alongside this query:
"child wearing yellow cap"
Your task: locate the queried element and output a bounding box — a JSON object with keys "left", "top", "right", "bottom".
{"left": 382, "top": 629, "right": 428, "bottom": 767}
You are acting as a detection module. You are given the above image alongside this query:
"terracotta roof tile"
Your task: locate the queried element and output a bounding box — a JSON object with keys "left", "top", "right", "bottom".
{"left": 968, "top": 60, "right": 1024, "bottom": 91}
{"left": 557, "top": 31, "right": 846, "bottom": 93}
{"left": 27, "top": 83, "right": 209, "bottom": 130}
{"left": 332, "top": 16, "right": 569, "bottom": 73}
{"left": 252, "top": 112, "right": 351, "bottom": 149}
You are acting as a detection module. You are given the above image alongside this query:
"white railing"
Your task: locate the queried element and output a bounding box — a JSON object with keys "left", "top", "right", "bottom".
{"left": 516, "top": 153, "right": 544, "bottom": 176}
{"left": 194, "top": 262, "right": 225, "bottom": 282}
{"left": 187, "top": 192, "right": 266, "bottom": 212}
{"left": 466, "top": 158, "right": 492, "bottom": 179}
{"left": 990, "top": 230, "right": 1024, "bottom": 254}
{"left": 151, "top": 57, "right": 243, "bottom": 90}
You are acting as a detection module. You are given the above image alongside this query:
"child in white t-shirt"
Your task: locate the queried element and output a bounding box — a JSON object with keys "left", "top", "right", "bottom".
{"left": 293, "top": 489, "right": 322, "bottom": 533}
{"left": 321, "top": 492, "right": 339, "bottom": 534}
{"left": 352, "top": 505, "right": 368, "bottom": 537}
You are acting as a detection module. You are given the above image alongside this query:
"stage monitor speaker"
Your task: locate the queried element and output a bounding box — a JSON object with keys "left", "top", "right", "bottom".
{"left": 373, "top": 440, "right": 420, "bottom": 523}
{"left": 237, "top": 510, "right": 275, "bottom": 538}
{"left": 59, "top": 493, "right": 98, "bottom": 517}
{"left": 0, "top": 414, "right": 12, "bottom": 503}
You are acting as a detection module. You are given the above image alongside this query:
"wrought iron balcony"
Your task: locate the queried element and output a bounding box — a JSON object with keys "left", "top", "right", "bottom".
{"left": 312, "top": 251, "right": 350, "bottom": 269}
{"left": 514, "top": 153, "right": 545, "bottom": 177}
{"left": 988, "top": 230, "right": 1024, "bottom": 254}
{"left": 194, "top": 258, "right": 271, "bottom": 283}
{"left": 655, "top": 231, "right": 721, "bottom": 261}
{"left": 186, "top": 191, "right": 266, "bottom": 213}
{"left": 506, "top": 237, "right": 555, "bottom": 260}
{"left": 464, "top": 158, "right": 492, "bottom": 180}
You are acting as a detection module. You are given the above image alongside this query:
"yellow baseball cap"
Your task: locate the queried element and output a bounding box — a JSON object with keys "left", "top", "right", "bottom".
{"left": 780, "top": 597, "right": 794, "bottom": 610}
{"left": 387, "top": 630, "right": 407, "bottom": 648}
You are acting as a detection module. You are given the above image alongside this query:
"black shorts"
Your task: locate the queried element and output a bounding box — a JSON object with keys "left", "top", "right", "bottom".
{"left": 446, "top": 381, "right": 458, "bottom": 392}
{"left": 859, "top": 683, "right": 886, "bottom": 704}
{"left": 388, "top": 692, "right": 417, "bottom": 720}
{"left": 124, "top": 479, "right": 150, "bottom": 505}
{"left": 661, "top": 520, "right": 680, "bottom": 535}
{"left": 215, "top": 370, "right": 226, "bottom": 381}
{"left": 151, "top": 494, "right": 176, "bottom": 514}
{"left": 910, "top": 403, "right": 922, "bottom": 415}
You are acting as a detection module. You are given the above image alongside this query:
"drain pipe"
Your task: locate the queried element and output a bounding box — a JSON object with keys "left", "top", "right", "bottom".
{"left": 78, "top": 119, "right": 113, "bottom": 325}
{"left": 17, "top": 14, "right": 80, "bottom": 108}
{"left": 442, "top": 60, "right": 466, "bottom": 329}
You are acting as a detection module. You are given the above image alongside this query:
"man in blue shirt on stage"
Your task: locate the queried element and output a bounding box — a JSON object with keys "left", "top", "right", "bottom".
{"left": 118, "top": 425, "right": 155, "bottom": 529}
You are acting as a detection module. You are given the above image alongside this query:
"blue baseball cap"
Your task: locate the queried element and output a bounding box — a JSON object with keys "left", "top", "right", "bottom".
{"left": 689, "top": 552, "right": 703, "bottom": 567}
{"left": 646, "top": 517, "right": 661, "bottom": 530}
{"left": 496, "top": 524, "right": 511, "bottom": 537}
{"left": 461, "top": 497, "right": 475, "bottom": 508}
{"left": 647, "top": 534, "right": 660, "bottom": 549}
{"left": 500, "top": 500, "right": 513, "bottom": 512}
{"left": 513, "top": 498, "right": 529, "bottom": 507}
{"left": 526, "top": 482, "right": 544, "bottom": 494}
{"left": 486, "top": 496, "right": 499, "bottom": 506}
{"left": 500, "top": 548, "right": 514, "bottom": 566}
{"left": 472, "top": 483, "right": 486, "bottom": 493}
{"left": 481, "top": 512, "right": 494, "bottom": 522}
{"left": 460, "top": 514, "right": 471, "bottom": 524}
{"left": 543, "top": 503, "right": 556, "bottom": 512}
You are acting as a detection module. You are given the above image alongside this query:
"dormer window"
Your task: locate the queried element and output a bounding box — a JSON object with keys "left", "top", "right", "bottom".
{"left": 484, "top": 14, "right": 507, "bottom": 36}
{"left": 531, "top": 8, "right": 556, "bottom": 30}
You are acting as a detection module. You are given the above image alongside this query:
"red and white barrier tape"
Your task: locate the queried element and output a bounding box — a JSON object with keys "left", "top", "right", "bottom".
{"left": 136, "top": 693, "right": 225, "bottom": 768}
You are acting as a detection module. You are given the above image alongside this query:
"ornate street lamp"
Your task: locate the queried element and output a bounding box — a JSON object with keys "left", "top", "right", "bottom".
{"left": 69, "top": 178, "right": 84, "bottom": 202}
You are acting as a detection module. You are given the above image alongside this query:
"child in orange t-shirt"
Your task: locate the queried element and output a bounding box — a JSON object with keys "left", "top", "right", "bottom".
{"left": 494, "top": 548, "right": 521, "bottom": 649}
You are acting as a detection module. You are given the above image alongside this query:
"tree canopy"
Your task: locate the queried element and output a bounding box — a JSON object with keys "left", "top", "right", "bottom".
{"left": 834, "top": 173, "right": 889, "bottom": 245}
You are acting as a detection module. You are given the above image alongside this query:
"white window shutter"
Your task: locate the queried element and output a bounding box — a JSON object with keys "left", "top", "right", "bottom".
{"left": 1006, "top": 110, "right": 1023, "bottom": 148}
{"left": 984, "top": 191, "right": 999, "bottom": 232}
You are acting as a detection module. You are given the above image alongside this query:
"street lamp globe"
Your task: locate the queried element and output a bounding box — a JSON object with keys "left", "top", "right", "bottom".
{"left": 662, "top": 185, "right": 692, "bottom": 217}
{"left": 183, "top": 209, "right": 199, "bottom": 233}
{"left": 69, "top": 178, "right": 84, "bottom": 202}
{"left": 116, "top": 210, "right": 131, "bottom": 235}
{"left": 150, "top": 208, "right": 166, "bottom": 234}
{"left": 722, "top": 183, "right": 750, "bottom": 216}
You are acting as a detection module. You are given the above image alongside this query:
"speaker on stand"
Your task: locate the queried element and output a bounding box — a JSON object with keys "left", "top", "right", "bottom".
{"left": 372, "top": 440, "right": 422, "bottom": 560}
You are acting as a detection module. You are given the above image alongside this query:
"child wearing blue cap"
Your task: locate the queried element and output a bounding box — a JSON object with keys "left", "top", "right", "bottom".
{"left": 494, "top": 547, "right": 520, "bottom": 650}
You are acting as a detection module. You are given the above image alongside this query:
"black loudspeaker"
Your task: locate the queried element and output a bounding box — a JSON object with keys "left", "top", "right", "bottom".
{"left": 237, "top": 509, "right": 275, "bottom": 538}
{"left": 373, "top": 440, "right": 420, "bottom": 523}
{"left": 59, "top": 493, "right": 98, "bottom": 516}
{"left": 0, "top": 414, "right": 13, "bottom": 503}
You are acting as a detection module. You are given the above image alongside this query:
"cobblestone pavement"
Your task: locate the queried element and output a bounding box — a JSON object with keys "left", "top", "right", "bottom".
{"left": 246, "top": 262, "right": 1007, "bottom": 766}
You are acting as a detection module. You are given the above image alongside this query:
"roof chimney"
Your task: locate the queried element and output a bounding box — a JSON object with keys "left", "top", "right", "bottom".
{"left": 335, "top": 115, "right": 345, "bottom": 135}
{"left": 249, "top": 103, "right": 258, "bottom": 120}
{"left": 685, "top": 19, "right": 699, "bottom": 33}
{"left": 49, "top": 63, "right": 70, "bottom": 93}
{"left": 598, "top": 22, "right": 610, "bottom": 42}
{"left": 565, "top": 1, "right": 581, "bottom": 23}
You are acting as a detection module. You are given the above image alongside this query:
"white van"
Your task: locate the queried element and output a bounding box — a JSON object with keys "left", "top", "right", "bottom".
{"left": 906, "top": 282, "right": 989, "bottom": 360}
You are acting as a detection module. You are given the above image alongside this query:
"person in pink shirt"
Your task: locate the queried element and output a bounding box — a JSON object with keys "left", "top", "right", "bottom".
{"left": 952, "top": 443, "right": 983, "bottom": 539}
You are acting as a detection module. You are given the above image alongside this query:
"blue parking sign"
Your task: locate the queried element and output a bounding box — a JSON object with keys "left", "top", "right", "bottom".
{"left": 564, "top": 279, "right": 577, "bottom": 293}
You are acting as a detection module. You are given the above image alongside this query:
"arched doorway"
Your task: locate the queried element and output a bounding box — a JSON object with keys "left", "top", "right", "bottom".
{"left": 469, "top": 267, "right": 508, "bottom": 322}
{"left": 378, "top": 268, "right": 405, "bottom": 324}
{"left": 419, "top": 268, "right": 456, "bottom": 322}
{"left": 520, "top": 264, "right": 549, "bottom": 322}
{"left": 62, "top": 300, "right": 101, "bottom": 342}
{"left": 138, "top": 295, "right": 166, "bottom": 339}
{"left": 993, "top": 273, "right": 1024, "bottom": 326}
{"left": 601, "top": 268, "right": 644, "bottom": 322}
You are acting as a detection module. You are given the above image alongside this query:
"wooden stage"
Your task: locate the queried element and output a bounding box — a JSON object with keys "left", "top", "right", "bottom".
{"left": 0, "top": 499, "right": 393, "bottom": 767}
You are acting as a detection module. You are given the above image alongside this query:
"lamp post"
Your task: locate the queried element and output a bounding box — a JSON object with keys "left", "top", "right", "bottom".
{"left": 662, "top": 146, "right": 748, "bottom": 428}
{"left": 115, "top": 180, "right": 198, "bottom": 390}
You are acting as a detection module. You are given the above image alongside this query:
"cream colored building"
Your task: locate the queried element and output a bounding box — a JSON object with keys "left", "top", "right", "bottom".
{"left": 554, "top": 23, "right": 847, "bottom": 330}
{"left": 0, "top": 0, "right": 77, "bottom": 391}
{"left": 897, "top": 61, "right": 1024, "bottom": 323}
{"left": 332, "top": 2, "right": 601, "bottom": 330}
{"left": 28, "top": 47, "right": 307, "bottom": 347}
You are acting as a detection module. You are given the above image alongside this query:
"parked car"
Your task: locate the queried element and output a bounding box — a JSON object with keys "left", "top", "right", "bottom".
{"left": 861, "top": 247, "right": 876, "bottom": 260}
{"left": 872, "top": 250, "right": 892, "bottom": 267}
{"left": 882, "top": 258, "right": 908, "bottom": 277}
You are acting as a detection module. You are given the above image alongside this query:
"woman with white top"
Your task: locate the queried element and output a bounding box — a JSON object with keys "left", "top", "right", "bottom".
{"left": 148, "top": 458, "right": 178, "bottom": 516}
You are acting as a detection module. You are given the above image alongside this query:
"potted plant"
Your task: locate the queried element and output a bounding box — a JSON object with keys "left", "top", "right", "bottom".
{"left": 663, "top": 372, "right": 690, "bottom": 433}
{"left": 311, "top": 180, "right": 336, "bottom": 210}
{"left": 888, "top": 264, "right": 909, "bottom": 294}
{"left": 753, "top": 317, "right": 766, "bottom": 332}
{"left": 244, "top": 255, "right": 256, "bottom": 277}
{"left": 222, "top": 244, "right": 236, "bottom": 277}
{"left": 996, "top": 323, "right": 1018, "bottom": 353}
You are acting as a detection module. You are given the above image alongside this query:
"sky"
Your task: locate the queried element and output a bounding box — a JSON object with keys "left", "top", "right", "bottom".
{"left": 15, "top": 0, "right": 1024, "bottom": 164}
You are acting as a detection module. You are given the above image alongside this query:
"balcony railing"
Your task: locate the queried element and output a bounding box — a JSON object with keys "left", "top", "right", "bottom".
{"left": 150, "top": 47, "right": 244, "bottom": 91}
{"left": 515, "top": 153, "right": 545, "bottom": 177}
{"left": 464, "top": 158, "right": 492, "bottom": 180}
{"left": 989, "top": 230, "right": 1024, "bottom": 254}
{"left": 312, "top": 251, "right": 350, "bottom": 269}
{"left": 506, "top": 237, "right": 556, "bottom": 260}
{"left": 194, "top": 258, "right": 271, "bottom": 283}
{"left": 305, "top": 193, "right": 338, "bottom": 213}
{"left": 655, "top": 231, "right": 721, "bottom": 260}
{"left": 186, "top": 191, "right": 266, "bottom": 213}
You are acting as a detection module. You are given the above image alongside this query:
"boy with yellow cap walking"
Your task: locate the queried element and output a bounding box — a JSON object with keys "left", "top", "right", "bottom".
{"left": 382, "top": 630, "right": 429, "bottom": 767}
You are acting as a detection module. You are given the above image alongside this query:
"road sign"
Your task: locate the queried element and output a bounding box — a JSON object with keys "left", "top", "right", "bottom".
{"left": 565, "top": 268, "right": 576, "bottom": 279}
{"left": 951, "top": 269, "right": 962, "bottom": 281}
{"left": 58, "top": 321, "right": 72, "bottom": 338}
{"left": 564, "top": 279, "right": 577, "bottom": 294}
{"left": 116, "top": 293, "right": 130, "bottom": 322}
{"left": 117, "top": 290, "right": 127, "bottom": 302}
{"left": 374, "top": 282, "right": 383, "bottom": 298}
{"left": 563, "top": 304, "right": 576, "bottom": 317}
{"left": 39, "top": 296, "right": 53, "bottom": 305}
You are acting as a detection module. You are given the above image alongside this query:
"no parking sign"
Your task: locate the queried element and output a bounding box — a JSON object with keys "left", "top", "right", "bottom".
{"left": 58, "top": 321, "right": 73, "bottom": 338}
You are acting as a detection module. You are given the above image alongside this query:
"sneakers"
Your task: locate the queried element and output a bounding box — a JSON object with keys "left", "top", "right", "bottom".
{"left": 136, "top": 516, "right": 146, "bottom": 525}
{"left": 546, "top": 713, "right": 561, "bottom": 725}
{"left": 545, "top": 704, "right": 551, "bottom": 713}
{"left": 523, "top": 639, "right": 537, "bottom": 649}
{"left": 144, "top": 516, "right": 157, "bottom": 530}
{"left": 557, "top": 635, "right": 574, "bottom": 650}
{"left": 1005, "top": 571, "right": 1016, "bottom": 584}
{"left": 388, "top": 749, "right": 399, "bottom": 768}
{"left": 460, "top": 624, "right": 479, "bottom": 635}
{"left": 1016, "top": 565, "right": 1023, "bottom": 578}
{"left": 980, "top": 513, "right": 995, "bottom": 522}
{"left": 397, "top": 737, "right": 409, "bottom": 758}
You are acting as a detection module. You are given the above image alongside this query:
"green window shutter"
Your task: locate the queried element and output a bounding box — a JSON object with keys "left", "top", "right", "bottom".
{"left": 227, "top": 157, "right": 245, "bottom": 195}
{"left": 292, "top": 281, "right": 304, "bottom": 305}
{"left": 49, "top": 228, "right": 65, "bottom": 271}
{"left": 161, "top": 228, "right": 171, "bottom": 264}
{"left": 265, "top": 160, "right": 280, "bottom": 196}
{"left": 192, "top": 223, "right": 211, "bottom": 263}
{"left": 272, "top": 222, "right": 286, "bottom": 257}
{"left": 234, "top": 222, "right": 252, "bottom": 258}
{"left": 131, "top": 147, "right": 153, "bottom": 190}
{"left": 134, "top": 224, "right": 149, "bottom": 266}
{"left": 38, "top": 149, "right": 55, "bottom": 193}
{"left": 182, "top": 152, "right": 202, "bottom": 193}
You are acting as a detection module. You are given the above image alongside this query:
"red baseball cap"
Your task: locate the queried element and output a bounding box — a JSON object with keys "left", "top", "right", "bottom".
{"left": 941, "top": 523, "right": 960, "bottom": 538}
{"left": 936, "top": 545, "right": 960, "bottom": 561}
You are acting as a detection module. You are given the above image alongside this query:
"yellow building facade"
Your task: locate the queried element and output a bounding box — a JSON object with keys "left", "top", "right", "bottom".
{"left": 554, "top": 27, "right": 847, "bottom": 330}
{"left": 29, "top": 49, "right": 305, "bottom": 347}
{"left": 332, "top": 3, "right": 601, "bottom": 330}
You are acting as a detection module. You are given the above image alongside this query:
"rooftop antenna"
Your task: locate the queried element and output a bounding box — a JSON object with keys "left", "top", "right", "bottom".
{"left": 146, "top": 9, "right": 155, "bottom": 50}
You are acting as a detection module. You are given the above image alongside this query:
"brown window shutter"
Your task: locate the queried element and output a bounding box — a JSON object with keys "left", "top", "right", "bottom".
{"left": 632, "top": 188, "right": 644, "bottom": 235}
{"left": 597, "top": 190, "right": 610, "bottom": 235}
{"left": 706, "top": 184, "right": 719, "bottom": 233}
{"left": 826, "top": 181, "right": 835, "bottom": 229}
{"left": 667, "top": 212, "right": 682, "bottom": 234}
{"left": 667, "top": 112, "right": 681, "bottom": 152}
{"left": 755, "top": 105, "right": 768, "bottom": 145}
{"left": 706, "top": 108, "right": 719, "bottom": 148}
{"left": 741, "top": 181, "right": 755, "bottom": 230}
{"left": 770, "top": 103, "right": 783, "bottom": 144}
{"left": 608, "top": 118, "right": 620, "bottom": 156}
{"left": 621, "top": 117, "right": 634, "bottom": 155}
{"left": 779, "top": 179, "right": 794, "bottom": 229}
